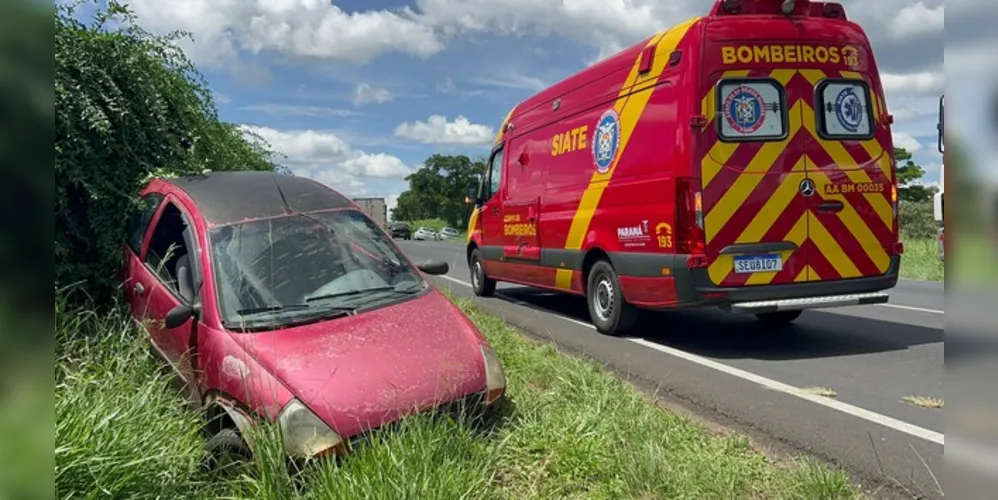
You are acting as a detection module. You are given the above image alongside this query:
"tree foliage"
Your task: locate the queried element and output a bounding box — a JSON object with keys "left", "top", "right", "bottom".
{"left": 55, "top": 0, "right": 280, "bottom": 304}
{"left": 392, "top": 154, "right": 485, "bottom": 228}
{"left": 894, "top": 147, "right": 936, "bottom": 203}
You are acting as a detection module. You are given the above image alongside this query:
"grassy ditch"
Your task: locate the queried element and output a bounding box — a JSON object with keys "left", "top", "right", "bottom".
{"left": 56, "top": 292, "right": 858, "bottom": 499}
{"left": 899, "top": 237, "right": 944, "bottom": 282}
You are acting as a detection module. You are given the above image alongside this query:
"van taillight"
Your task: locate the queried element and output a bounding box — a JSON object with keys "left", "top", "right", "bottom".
{"left": 676, "top": 177, "right": 706, "bottom": 255}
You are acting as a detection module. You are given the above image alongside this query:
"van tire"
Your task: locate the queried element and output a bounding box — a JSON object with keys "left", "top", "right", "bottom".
{"left": 470, "top": 248, "right": 496, "bottom": 297}
{"left": 586, "top": 259, "right": 637, "bottom": 336}
{"left": 754, "top": 310, "right": 803, "bottom": 324}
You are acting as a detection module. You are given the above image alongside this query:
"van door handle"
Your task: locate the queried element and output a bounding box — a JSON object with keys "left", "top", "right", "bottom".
{"left": 492, "top": 207, "right": 500, "bottom": 215}
{"left": 817, "top": 201, "right": 844, "bottom": 213}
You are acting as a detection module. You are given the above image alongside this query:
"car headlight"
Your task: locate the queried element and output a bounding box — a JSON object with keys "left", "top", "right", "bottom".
{"left": 277, "top": 399, "right": 344, "bottom": 459}
{"left": 479, "top": 343, "right": 506, "bottom": 405}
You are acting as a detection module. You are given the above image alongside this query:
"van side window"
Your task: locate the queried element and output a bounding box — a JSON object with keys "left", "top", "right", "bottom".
{"left": 816, "top": 79, "right": 874, "bottom": 140}
{"left": 485, "top": 148, "right": 504, "bottom": 200}
{"left": 716, "top": 78, "right": 787, "bottom": 142}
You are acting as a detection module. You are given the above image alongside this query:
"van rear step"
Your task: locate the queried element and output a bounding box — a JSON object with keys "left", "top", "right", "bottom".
{"left": 728, "top": 292, "right": 890, "bottom": 314}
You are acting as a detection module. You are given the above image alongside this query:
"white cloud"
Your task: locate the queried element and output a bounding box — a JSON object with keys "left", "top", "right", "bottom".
{"left": 890, "top": 2, "right": 944, "bottom": 39}
{"left": 240, "top": 125, "right": 411, "bottom": 180}
{"left": 126, "top": 0, "right": 445, "bottom": 68}
{"left": 394, "top": 115, "right": 494, "bottom": 145}
{"left": 352, "top": 84, "right": 393, "bottom": 106}
{"left": 882, "top": 71, "right": 945, "bottom": 98}
{"left": 893, "top": 131, "right": 923, "bottom": 153}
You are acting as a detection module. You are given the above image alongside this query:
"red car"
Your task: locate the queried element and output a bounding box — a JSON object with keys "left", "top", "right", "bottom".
{"left": 121, "top": 171, "right": 506, "bottom": 467}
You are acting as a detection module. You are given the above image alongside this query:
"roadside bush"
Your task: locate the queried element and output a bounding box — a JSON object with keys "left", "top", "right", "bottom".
{"left": 55, "top": 0, "right": 279, "bottom": 306}
{"left": 898, "top": 199, "right": 937, "bottom": 240}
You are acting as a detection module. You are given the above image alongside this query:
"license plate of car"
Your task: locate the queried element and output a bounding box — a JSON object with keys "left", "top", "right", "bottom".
{"left": 733, "top": 254, "right": 783, "bottom": 274}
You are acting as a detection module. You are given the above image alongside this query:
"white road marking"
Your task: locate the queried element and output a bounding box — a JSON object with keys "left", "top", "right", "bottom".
{"left": 437, "top": 274, "right": 945, "bottom": 446}
{"left": 878, "top": 303, "right": 944, "bottom": 314}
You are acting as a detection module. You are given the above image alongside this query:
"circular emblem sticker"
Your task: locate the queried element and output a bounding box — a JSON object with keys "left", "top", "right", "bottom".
{"left": 834, "top": 87, "right": 863, "bottom": 132}
{"left": 592, "top": 109, "right": 620, "bottom": 174}
{"left": 724, "top": 86, "right": 766, "bottom": 134}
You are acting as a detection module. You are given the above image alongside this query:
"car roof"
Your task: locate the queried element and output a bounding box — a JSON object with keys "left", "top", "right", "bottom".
{"left": 162, "top": 171, "right": 353, "bottom": 225}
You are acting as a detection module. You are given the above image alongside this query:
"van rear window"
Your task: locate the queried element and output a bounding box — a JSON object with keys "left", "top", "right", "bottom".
{"left": 716, "top": 78, "right": 787, "bottom": 142}
{"left": 816, "top": 79, "right": 874, "bottom": 140}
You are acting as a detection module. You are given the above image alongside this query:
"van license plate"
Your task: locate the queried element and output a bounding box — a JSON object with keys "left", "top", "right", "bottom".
{"left": 733, "top": 254, "right": 783, "bottom": 274}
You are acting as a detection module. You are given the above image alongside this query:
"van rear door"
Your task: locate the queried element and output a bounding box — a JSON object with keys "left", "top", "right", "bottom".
{"left": 700, "top": 65, "right": 810, "bottom": 288}
{"left": 797, "top": 51, "right": 896, "bottom": 283}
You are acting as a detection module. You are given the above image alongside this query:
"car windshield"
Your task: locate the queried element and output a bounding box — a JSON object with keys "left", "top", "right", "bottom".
{"left": 209, "top": 209, "right": 426, "bottom": 330}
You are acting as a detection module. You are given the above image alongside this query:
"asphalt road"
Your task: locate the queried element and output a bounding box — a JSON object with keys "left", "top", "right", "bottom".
{"left": 399, "top": 239, "right": 945, "bottom": 499}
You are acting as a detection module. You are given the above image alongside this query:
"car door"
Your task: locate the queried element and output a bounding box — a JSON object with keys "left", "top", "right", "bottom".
{"left": 479, "top": 145, "right": 506, "bottom": 277}
{"left": 137, "top": 197, "right": 205, "bottom": 401}
{"left": 123, "top": 192, "right": 165, "bottom": 320}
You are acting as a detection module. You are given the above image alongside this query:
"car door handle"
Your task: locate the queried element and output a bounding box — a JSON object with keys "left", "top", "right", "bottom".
{"left": 817, "top": 201, "right": 844, "bottom": 213}
{"left": 134, "top": 282, "right": 145, "bottom": 296}
{"left": 492, "top": 207, "right": 500, "bottom": 215}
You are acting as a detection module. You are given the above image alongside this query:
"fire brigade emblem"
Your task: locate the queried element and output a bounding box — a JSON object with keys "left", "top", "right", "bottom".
{"left": 592, "top": 109, "right": 620, "bottom": 174}
{"left": 834, "top": 87, "right": 863, "bottom": 132}
{"left": 723, "top": 86, "right": 766, "bottom": 134}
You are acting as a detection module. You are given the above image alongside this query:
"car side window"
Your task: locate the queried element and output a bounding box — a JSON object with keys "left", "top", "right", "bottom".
{"left": 485, "top": 148, "right": 504, "bottom": 200}
{"left": 125, "top": 193, "right": 164, "bottom": 254}
{"left": 144, "top": 200, "right": 198, "bottom": 303}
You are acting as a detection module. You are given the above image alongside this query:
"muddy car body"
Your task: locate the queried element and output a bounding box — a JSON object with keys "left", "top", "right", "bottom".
{"left": 121, "top": 171, "right": 506, "bottom": 464}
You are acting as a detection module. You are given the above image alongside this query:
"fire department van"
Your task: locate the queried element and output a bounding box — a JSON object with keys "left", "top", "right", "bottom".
{"left": 464, "top": 0, "right": 902, "bottom": 336}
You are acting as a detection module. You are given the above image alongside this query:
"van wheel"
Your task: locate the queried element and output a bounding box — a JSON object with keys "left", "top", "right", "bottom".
{"left": 755, "top": 310, "right": 803, "bottom": 324}
{"left": 470, "top": 248, "right": 496, "bottom": 297}
{"left": 586, "top": 260, "right": 637, "bottom": 336}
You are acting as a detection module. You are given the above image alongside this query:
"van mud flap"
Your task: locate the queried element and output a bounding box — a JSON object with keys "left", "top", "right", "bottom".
{"left": 726, "top": 291, "right": 889, "bottom": 314}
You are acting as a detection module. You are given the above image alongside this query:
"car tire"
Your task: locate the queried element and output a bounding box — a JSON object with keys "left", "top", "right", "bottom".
{"left": 586, "top": 259, "right": 638, "bottom": 336}
{"left": 202, "top": 428, "right": 252, "bottom": 475}
{"left": 469, "top": 248, "right": 496, "bottom": 297}
{"left": 754, "top": 310, "right": 803, "bottom": 324}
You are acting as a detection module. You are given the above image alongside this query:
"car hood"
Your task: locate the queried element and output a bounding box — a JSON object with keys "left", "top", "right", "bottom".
{"left": 230, "top": 289, "right": 487, "bottom": 439}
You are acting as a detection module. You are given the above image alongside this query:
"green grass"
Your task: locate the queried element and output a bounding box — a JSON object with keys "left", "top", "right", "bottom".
{"left": 56, "top": 291, "right": 859, "bottom": 500}
{"left": 899, "top": 237, "right": 944, "bottom": 282}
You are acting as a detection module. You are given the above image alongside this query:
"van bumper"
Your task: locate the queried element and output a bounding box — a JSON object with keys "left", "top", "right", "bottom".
{"left": 609, "top": 252, "right": 900, "bottom": 311}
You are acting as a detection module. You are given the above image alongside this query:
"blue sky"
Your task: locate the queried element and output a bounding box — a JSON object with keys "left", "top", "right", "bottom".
{"left": 78, "top": 0, "right": 947, "bottom": 213}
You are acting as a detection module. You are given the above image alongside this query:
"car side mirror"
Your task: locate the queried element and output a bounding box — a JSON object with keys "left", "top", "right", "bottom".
{"left": 417, "top": 259, "right": 449, "bottom": 276}
{"left": 466, "top": 181, "right": 479, "bottom": 204}
{"left": 165, "top": 303, "right": 200, "bottom": 329}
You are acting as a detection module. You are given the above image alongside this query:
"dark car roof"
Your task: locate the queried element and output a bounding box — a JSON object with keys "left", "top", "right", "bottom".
{"left": 163, "top": 171, "right": 352, "bottom": 225}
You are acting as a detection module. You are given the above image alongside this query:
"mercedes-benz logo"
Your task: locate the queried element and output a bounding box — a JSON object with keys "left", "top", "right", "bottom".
{"left": 799, "top": 178, "right": 816, "bottom": 197}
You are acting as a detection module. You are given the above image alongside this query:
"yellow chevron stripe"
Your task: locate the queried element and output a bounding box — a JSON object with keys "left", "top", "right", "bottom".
{"left": 705, "top": 100, "right": 803, "bottom": 243}
{"left": 808, "top": 214, "right": 862, "bottom": 279}
{"left": 466, "top": 206, "right": 480, "bottom": 243}
{"left": 743, "top": 213, "right": 808, "bottom": 285}
{"left": 561, "top": 17, "right": 699, "bottom": 261}
{"left": 794, "top": 265, "right": 811, "bottom": 283}
{"left": 807, "top": 170, "right": 891, "bottom": 273}
{"left": 801, "top": 102, "right": 893, "bottom": 229}
{"left": 732, "top": 156, "right": 806, "bottom": 245}
{"left": 494, "top": 107, "right": 515, "bottom": 145}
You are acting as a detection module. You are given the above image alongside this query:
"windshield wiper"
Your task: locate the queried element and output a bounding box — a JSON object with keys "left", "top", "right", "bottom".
{"left": 236, "top": 304, "right": 310, "bottom": 315}
{"left": 305, "top": 285, "right": 422, "bottom": 303}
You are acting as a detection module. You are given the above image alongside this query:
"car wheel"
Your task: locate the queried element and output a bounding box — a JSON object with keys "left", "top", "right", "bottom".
{"left": 469, "top": 248, "right": 496, "bottom": 297}
{"left": 586, "top": 259, "right": 637, "bottom": 336}
{"left": 202, "top": 428, "right": 252, "bottom": 476}
{"left": 754, "top": 310, "right": 803, "bottom": 324}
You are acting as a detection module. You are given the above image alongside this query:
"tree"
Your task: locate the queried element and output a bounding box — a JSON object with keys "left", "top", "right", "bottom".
{"left": 55, "top": 0, "right": 280, "bottom": 305}
{"left": 392, "top": 154, "right": 486, "bottom": 228}
{"left": 894, "top": 147, "right": 936, "bottom": 203}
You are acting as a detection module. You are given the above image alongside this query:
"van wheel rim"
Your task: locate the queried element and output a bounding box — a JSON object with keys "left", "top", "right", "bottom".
{"left": 472, "top": 260, "right": 481, "bottom": 288}
{"left": 593, "top": 275, "right": 614, "bottom": 322}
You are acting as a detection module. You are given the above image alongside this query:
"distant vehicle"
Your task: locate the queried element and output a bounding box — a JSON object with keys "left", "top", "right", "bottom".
{"left": 465, "top": 0, "right": 901, "bottom": 336}
{"left": 390, "top": 221, "right": 412, "bottom": 240}
{"left": 120, "top": 171, "right": 506, "bottom": 469}
{"left": 439, "top": 227, "right": 461, "bottom": 239}
{"left": 352, "top": 197, "right": 387, "bottom": 229}
{"left": 935, "top": 95, "right": 944, "bottom": 260}
{"left": 414, "top": 227, "right": 438, "bottom": 241}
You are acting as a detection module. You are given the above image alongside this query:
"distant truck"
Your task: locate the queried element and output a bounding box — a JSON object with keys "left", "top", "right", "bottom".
{"left": 352, "top": 197, "right": 387, "bottom": 229}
